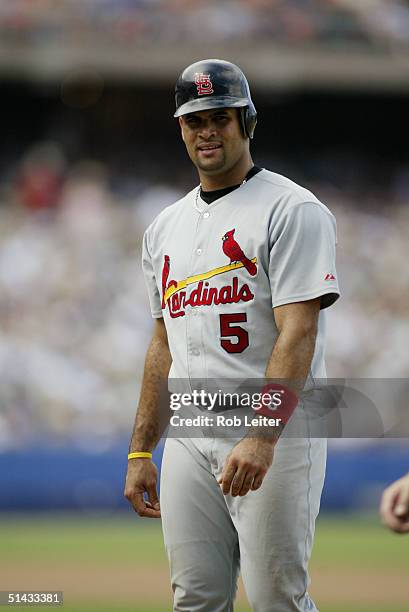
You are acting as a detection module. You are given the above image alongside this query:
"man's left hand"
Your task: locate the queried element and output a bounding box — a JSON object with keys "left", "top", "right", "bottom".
{"left": 218, "top": 437, "right": 274, "bottom": 497}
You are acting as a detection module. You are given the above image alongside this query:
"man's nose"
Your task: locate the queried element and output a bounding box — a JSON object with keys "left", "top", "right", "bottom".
{"left": 198, "top": 122, "right": 216, "bottom": 139}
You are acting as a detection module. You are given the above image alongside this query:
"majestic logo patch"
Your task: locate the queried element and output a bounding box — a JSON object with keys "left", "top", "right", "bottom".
{"left": 324, "top": 273, "right": 336, "bottom": 281}
{"left": 161, "top": 229, "right": 257, "bottom": 318}
{"left": 194, "top": 73, "right": 214, "bottom": 96}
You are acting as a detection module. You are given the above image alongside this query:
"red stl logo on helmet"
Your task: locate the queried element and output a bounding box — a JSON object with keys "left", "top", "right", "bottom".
{"left": 194, "top": 73, "right": 214, "bottom": 96}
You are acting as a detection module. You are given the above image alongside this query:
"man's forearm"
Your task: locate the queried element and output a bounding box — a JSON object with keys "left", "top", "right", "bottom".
{"left": 247, "top": 330, "right": 315, "bottom": 441}
{"left": 264, "top": 325, "right": 317, "bottom": 392}
{"left": 129, "top": 329, "right": 172, "bottom": 453}
{"left": 248, "top": 301, "right": 320, "bottom": 442}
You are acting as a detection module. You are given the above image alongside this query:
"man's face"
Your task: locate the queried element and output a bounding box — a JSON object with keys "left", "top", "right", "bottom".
{"left": 179, "top": 108, "right": 248, "bottom": 176}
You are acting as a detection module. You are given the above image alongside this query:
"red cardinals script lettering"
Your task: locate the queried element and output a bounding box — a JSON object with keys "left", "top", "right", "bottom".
{"left": 165, "top": 276, "right": 254, "bottom": 318}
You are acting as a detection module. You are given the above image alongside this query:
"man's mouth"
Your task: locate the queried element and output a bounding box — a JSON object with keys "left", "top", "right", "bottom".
{"left": 197, "top": 143, "right": 222, "bottom": 151}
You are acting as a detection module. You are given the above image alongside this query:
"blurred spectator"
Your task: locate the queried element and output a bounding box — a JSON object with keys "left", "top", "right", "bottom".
{"left": 15, "top": 142, "right": 65, "bottom": 212}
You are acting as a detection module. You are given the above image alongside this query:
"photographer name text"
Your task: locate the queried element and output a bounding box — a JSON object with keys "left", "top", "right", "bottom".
{"left": 170, "top": 414, "right": 282, "bottom": 427}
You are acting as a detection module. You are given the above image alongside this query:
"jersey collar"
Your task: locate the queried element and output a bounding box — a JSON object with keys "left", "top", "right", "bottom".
{"left": 193, "top": 166, "right": 263, "bottom": 213}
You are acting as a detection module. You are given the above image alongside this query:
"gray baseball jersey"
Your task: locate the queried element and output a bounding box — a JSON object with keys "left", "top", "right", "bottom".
{"left": 142, "top": 168, "right": 339, "bottom": 381}
{"left": 141, "top": 168, "right": 340, "bottom": 611}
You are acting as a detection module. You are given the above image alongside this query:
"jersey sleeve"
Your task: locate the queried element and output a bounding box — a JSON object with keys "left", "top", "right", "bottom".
{"left": 268, "top": 201, "right": 340, "bottom": 310}
{"left": 141, "top": 228, "right": 163, "bottom": 318}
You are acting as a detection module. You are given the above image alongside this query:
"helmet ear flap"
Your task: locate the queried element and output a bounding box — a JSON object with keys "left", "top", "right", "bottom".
{"left": 240, "top": 106, "right": 257, "bottom": 139}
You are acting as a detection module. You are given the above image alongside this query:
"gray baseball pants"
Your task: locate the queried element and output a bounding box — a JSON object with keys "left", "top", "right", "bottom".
{"left": 160, "top": 425, "right": 326, "bottom": 612}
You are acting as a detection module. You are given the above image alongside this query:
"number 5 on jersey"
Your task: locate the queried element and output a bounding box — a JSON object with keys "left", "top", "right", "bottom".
{"left": 219, "top": 313, "right": 249, "bottom": 353}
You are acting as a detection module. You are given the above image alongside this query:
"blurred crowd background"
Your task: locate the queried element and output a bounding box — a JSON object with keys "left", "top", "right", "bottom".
{"left": 1, "top": 0, "right": 409, "bottom": 48}
{"left": 0, "top": 0, "right": 408, "bottom": 506}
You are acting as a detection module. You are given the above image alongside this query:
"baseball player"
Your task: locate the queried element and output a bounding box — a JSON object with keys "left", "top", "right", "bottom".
{"left": 125, "top": 59, "right": 340, "bottom": 611}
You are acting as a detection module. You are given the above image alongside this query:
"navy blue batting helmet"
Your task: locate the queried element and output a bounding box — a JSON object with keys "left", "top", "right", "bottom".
{"left": 174, "top": 59, "right": 257, "bottom": 139}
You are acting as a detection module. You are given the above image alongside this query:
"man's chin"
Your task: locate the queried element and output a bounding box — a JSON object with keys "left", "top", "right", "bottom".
{"left": 195, "top": 158, "right": 226, "bottom": 174}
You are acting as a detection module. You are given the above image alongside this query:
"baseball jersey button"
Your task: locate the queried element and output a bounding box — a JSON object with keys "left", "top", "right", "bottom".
{"left": 203, "top": 212, "right": 210, "bottom": 219}
{"left": 196, "top": 248, "right": 202, "bottom": 255}
{"left": 192, "top": 349, "right": 200, "bottom": 356}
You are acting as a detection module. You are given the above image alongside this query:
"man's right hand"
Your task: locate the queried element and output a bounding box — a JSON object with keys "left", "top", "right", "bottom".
{"left": 124, "top": 459, "right": 161, "bottom": 519}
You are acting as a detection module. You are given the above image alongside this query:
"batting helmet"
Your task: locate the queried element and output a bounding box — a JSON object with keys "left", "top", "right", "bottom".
{"left": 174, "top": 59, "right": 257, "bottom": 139}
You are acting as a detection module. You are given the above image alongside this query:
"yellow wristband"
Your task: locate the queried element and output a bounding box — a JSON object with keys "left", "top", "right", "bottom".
{"left": 128, "top": 452, "right": 153, "bottom": 460}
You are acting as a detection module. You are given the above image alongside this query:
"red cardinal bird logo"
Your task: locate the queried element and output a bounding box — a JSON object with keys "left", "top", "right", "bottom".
{"left": 222, "top": 229, "right": 257, "bottom": 276}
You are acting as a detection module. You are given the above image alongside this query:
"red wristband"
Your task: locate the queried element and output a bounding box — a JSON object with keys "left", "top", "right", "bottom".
{"left": 253, "top": 383, "right": 299, "bottom": 424}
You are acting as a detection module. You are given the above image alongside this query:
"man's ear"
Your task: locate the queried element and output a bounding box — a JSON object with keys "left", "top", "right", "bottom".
{"left": 178, "top": 117, "right": 185, "bottom": 142}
